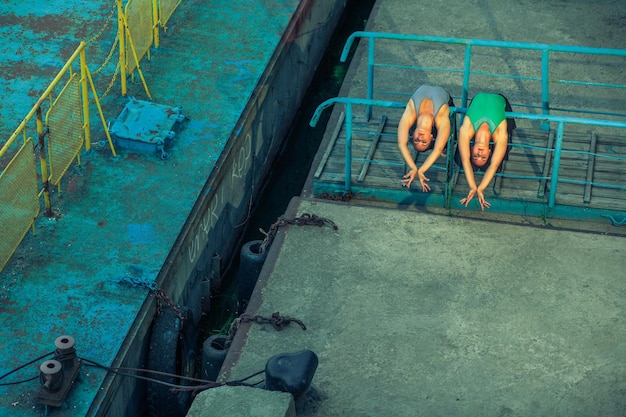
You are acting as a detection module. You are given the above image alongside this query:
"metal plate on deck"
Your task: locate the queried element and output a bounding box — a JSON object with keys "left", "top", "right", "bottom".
{"left": 110, "top": 99, "right": 185, "bottom": 159}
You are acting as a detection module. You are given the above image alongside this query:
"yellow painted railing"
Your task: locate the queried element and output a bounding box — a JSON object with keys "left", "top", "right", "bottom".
{"left": 119, "top": 0, "right": 184, "bottom": 97}
{"left": 0, "top": 0, "right": 186, "bottom": 273}
{"left": 0, "top": 42, "right": 115, "bottom": 272}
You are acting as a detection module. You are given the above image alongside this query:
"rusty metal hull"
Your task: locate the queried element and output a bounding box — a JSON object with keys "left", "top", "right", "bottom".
{"left": 0, "top": 1, "right": 346, "bottom": 416}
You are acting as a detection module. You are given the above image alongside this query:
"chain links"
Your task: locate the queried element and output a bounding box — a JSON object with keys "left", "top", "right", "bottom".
{"left": 225, "top": 312, "right": 306, "bottom": 348}
{"left": 86, "top": 1, "right": 119, "bottom": 101}
{"left": 98, "top": 58, "right": 120, "bottom": 101}
{"left": 315, "top": 192, "right": 354, "bottom": 202}
{"left": 154, "top": 288, "right": 184, "bottom": 321}
{"left": 85, "top": 1, "right": 117, "bottom": 45}
{"left": 240, "top": 312, "right": 307, "bottom": 331}
{"left": 113, "top": 271, "right": 185, "bottom": 321}
{"left": 259, "top": 213, "right": 338, "bottom": 253}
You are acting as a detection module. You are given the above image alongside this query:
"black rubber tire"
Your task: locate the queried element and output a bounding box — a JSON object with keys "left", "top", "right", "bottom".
{"left": 237, "top": 240, "right": 268, "bottom": 314}
{"left": 146, "top": 306, "right": 197, "bottom": 417}
{"left": 201, "top": 334, "right": 229, "bottom": 382}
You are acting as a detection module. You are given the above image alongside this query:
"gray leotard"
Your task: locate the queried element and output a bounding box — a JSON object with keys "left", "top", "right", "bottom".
{"left": 410, "top": 85, "right": 449, "bottom": 116}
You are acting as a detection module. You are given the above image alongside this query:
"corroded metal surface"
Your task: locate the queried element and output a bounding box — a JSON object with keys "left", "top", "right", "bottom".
{"left": 0, "top": 0, "right": 346, "bottom": 415}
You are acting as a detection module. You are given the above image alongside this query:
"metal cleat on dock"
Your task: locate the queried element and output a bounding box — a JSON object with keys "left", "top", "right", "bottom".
{"left": 35, "top": 336, "right": 82, "bottom": 414}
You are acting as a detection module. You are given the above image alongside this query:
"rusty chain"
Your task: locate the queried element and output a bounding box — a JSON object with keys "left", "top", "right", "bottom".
{"left": 225, "top": 312, "right": 306, "bottom": 348}
{"left": 113, "top": 268, "right": 185, "bottom": 321}
{"left": 153, "top": 288, "right": 185, "bottom": 321}
{"left": 315, "top": 192, "right": 354, "bottom": 201}
{"left": 259, "top": 213, "right": 338, "bottom": 253}
{"left": 136, "top": 214, "right": 334, "bottom": 344}
{"left": 240, "top": 312, "right": 307, "bottom": 331}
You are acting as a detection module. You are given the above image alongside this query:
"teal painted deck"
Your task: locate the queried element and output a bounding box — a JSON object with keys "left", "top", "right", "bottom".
{"left": 0, "top": 1, "right": 344, "bottom": 416}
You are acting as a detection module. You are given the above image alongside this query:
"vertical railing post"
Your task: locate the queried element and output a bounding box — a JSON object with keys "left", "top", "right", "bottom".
{"left": 444, "top": 109, "right": 457, "bottom": 209}
{"left": 541, "top": 49, "right": 550, "bottom": 130}
{"left": 548, "top": 121, "right": 565, "bottom": 216}
{"left": 366, "top": 37, "right": 375, "bottom": 121}
{"left": 79, "top": 44, "right": 91, "bottom": 151}
{"left": 153, "top": 0, "right": 160, "bottom": 49}
{"left": 462, "top": 44, "right": 472, "bottom": 107}
{"left": 117, "top": 0, "right": 127, "bottom": 96}
{"left": 36, "top": 107, "right": 52, "bottom": 215}
{"left": 345, "top": 103, "right": 353, "bottom": 193}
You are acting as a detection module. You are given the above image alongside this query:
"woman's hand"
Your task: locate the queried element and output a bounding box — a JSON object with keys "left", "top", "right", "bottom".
{"left": 401, "top": 168, "right": 418, "bottom": 189}
{"left": 417, "top": 168, "right": 431, "bottom": 192}
{"left": 476, "top": 189, "right": 491, "bottom": 211}
{"left": 461, "top": 188, "right": 492, "bottom": 211}
{"left": 460, "top": 188, "right": 477, "bottom": 206}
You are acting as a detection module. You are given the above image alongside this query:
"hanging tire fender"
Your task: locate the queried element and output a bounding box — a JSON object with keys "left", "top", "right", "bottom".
{"left": 146, "top": 306, "right": 197, "bottom": 417}
{"left": 201, "top": 334, "right": 229, "bottom": 382}
{"left": 238, "top": 240, "right": 268, "bottom": 314}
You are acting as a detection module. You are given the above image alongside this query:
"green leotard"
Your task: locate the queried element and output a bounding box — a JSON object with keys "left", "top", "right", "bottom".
{"left": 466, "top": 93, "right": 506, "bottom": 133}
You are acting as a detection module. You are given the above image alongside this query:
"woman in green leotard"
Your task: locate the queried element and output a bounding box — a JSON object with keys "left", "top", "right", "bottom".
{"left": 457, "top": 93, "right": 510, "bottom": 211}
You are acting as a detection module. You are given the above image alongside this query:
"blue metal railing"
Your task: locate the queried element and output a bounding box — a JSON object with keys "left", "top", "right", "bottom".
{"left": 310, "top": 97, "right": 626, "bottom": 218}
{"left": 340, "top": 32, "right": 626, "bottom": 122}
{"left": 310, "top": 97, "right": 405, "bottom": 192}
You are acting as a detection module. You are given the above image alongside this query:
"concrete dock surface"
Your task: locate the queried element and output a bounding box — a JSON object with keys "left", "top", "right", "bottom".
{"left": 219, "top": 197, "right": 626, "bottom": 416}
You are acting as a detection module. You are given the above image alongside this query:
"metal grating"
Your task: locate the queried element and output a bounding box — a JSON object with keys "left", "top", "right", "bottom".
{"left": 47, "top": 74, "right": 84, "bottom": 186}
{"left": 125, "top": 0, "right": 154, "bottom": 75}
{"left": 159, "top": 0, "right": 182, "bottom": 28}
{"left": 0, "top": 138, "right": 39, "bottom": 272}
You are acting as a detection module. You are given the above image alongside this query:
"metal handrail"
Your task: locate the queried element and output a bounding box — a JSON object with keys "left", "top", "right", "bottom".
{"left": 310, "top": 97, "right": 626, "bottom": 214}
{"left": 339, "top": 32, "right": 626, "bottom": 121}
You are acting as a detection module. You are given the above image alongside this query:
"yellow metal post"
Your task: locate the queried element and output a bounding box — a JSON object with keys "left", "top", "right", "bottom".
{"left": 85, "top": 66, "right": 118, "bottom": 157}
{"left": 153, "top": 0, "right": 160, "bottom": 49}
{"left": 36, "top": 107, "right": 52, "bottom": 215}
{"left": 118, "top": 0, "right": 127, "bottom": 96}
{"left": 80, "top": 48, "right": 91, "bottom": 151}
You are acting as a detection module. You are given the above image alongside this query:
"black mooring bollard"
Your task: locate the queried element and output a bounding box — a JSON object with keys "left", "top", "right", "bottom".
{"left": 264, "top": 350, "right": 319, "bottom": 398}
